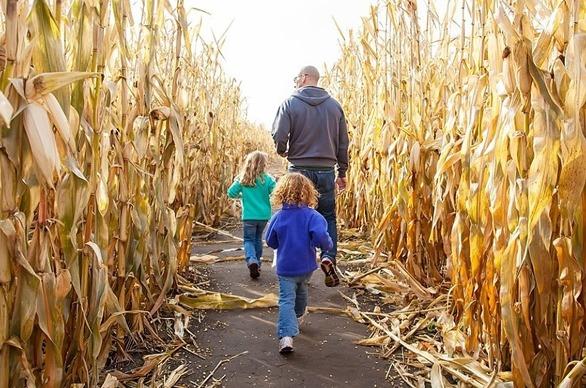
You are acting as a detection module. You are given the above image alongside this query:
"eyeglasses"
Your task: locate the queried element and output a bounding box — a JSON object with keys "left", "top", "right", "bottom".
{"left": 293, "top": 73, "right": 307, "bottom": 82}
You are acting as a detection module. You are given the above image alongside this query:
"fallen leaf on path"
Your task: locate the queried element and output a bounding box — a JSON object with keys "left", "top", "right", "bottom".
{"left": 350, "top": 272, "right": 404, "bottom": 293}
{"left": 110, "top": 345, "right": 184, "bottom": 381}
{"left": 190, "top": 254, "right": 245, "bottom": 264}
{"left": 307, "top": 306, "right": 367, "bottom": 323}
{"left": 190, "top": 254, "right": 220, "bottom": 264}
{"left": 354, "top": 335, "right": 391, "bottom": 347}
{"left": 194, "top": 221, "right": 243, "bottom": 241}
{"left": 179, "top": 291, "right": 278, "bottom": 310}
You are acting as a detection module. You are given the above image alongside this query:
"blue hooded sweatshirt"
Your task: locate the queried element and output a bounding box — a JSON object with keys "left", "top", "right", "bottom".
{"left": 265, "top": 204, "right": 333, "bottom": 277}
{"left": 272, "top": 86, "right": 349, "bottom": 177}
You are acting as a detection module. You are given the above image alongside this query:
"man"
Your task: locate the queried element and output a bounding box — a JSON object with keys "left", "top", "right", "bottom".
{"left": 272, "top": 65, "right": 349, "bottom": 287}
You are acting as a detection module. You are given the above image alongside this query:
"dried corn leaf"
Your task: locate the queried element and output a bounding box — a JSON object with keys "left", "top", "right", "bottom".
{"left": 0, "top": 91, "right": 14, "bottom": 125}
{"left": 110, "top": 345, "right": 183, "bottom": 381}
{"left": 354, "top": 335, "right": 390, "bottom": 347}
{"left": 179, "top": 291, "right": 277, "bottom": 310}
{"left": 23, "top": 102, "right": 61, "bottom": 186}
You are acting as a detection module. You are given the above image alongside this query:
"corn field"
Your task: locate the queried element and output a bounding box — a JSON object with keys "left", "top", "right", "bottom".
{"left": 0, "top": 0, "right": 272, "bottom": 386}
{"left": 323, "top": 0, "right": 586, "bottom": 386}
{"left": 3, "top": 0, "right": 586, "bottom": 385}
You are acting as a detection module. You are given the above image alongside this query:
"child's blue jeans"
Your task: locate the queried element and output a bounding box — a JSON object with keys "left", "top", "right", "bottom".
{"left": 243, "top": 220, "right": 267, "bottom": 267}
{"left": 277, "top": 273, "right": 312, "bottom": 338}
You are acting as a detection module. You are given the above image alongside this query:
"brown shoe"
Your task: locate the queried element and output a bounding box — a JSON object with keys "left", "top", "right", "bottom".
{"left": 320, "top": 258, "right": 339, "bottom": 287}
{"left": 249, "top": 263, "right": 260, "bottom": 279}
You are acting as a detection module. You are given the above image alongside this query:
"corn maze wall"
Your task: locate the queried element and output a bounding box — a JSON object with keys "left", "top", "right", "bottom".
{"left": 323, "top": 0, "right": 586, "bottom": 386}
{"left": 0, "top": 0, "right": 272, "bottom": 386}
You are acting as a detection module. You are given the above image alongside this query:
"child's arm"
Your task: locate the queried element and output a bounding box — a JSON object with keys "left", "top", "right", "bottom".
{"left": 267, "top": 174, "right": 277, "bottom": 194}
{"left": 227, "top": 179, "right": 242, "bottom": 199}
{"left": 264, "top": 215, "right": 279, "bottom": 249}
{"left": 309, "top": 213, "right": 333, "bottom": 251}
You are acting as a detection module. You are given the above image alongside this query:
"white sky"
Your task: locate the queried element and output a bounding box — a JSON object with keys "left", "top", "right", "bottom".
{"left": 187, "top": 0, "right": 378, "bottom": 128}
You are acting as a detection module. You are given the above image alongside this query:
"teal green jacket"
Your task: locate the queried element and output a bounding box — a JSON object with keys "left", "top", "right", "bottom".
{"left": 227, "top": 173, "right": 276, "bottom": 220}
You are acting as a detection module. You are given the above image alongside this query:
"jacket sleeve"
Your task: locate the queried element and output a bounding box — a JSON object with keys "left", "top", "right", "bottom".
{"left": 227, "top": 179, "right": 242, "bottom": 199}
{"left": 337, "top": 110, "right": 349, "bottom": 178}
{"left": 271, "top": 102, "right": 291, "bottom": 155}
{"left": 309, "top": 213, "right": 333, "bottom": 251}
{"left": 264, "top": 215, "right": 279, "bottom": 249}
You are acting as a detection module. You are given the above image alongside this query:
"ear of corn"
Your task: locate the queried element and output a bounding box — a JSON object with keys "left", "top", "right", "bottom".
{"left": 0, "top": 0, "right": 273, "bottom": 385}
{"left": 323, "top": 1, "right": 586, "bottom": 385}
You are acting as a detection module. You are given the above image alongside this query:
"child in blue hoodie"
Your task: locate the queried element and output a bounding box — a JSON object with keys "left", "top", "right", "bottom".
{"left": 265, "top": 173, "right": 333, "bottom": 354}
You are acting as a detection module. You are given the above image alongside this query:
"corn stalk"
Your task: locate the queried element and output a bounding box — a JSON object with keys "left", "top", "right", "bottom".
{"left": 324, "top": 0, "right": 586, "bottom": 385}
{"left": 0, "top": 0, "right": 271, "bottom": 385}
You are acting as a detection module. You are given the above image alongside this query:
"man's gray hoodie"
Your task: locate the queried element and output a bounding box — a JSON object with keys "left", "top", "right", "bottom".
{"left": 272, "top": 86, "right": 349, "bottom": 178}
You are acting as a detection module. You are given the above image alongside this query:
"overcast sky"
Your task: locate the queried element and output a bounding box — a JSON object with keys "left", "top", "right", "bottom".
{"left": 188, "top": 0, "right": 378, "bottom": 128}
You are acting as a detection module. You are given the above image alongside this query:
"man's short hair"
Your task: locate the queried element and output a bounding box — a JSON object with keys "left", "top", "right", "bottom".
{"left": 300, "top": 65, "right": 320, "bottom": 81}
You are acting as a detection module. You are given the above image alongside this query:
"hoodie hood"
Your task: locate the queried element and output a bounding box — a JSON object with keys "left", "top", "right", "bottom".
{"left": 292, "top": 86, "right": 331, "bottom": 106}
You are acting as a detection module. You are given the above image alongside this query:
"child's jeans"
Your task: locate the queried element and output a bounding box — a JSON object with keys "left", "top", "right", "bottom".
{"left": 243, "top": 220, "right": 267, "bottom": 267}
{"left": 277, "top": 273, "right": 312, "bottom": 338}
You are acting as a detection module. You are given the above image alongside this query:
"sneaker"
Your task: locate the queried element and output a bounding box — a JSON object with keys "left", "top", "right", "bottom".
{"left": 279, "top": 336, "right": 294, "bottom": 354}
{"left": 320, "top": 258, "right": 340, "bottom": 287}
{"left": 248, "top": 263, "right": 260, "bottom": 279}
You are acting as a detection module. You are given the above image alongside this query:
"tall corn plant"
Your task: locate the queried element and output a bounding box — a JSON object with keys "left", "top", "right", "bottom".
{"left": 324, "top": 0, "right": 586, "bottom": 385}
{"left": 0, "top": 0, "right": 271, "bottom": 385}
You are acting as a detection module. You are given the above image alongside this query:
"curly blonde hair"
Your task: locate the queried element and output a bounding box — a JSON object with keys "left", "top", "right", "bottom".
{"left": 239, "top": 151, "right": 268, "bottom": 186}
{"left": 271, "top": 173, "right": 319, "bottom": 208}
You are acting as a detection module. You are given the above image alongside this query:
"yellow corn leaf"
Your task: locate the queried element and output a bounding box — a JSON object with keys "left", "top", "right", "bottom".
{"left": 532, "top": 5, "right": 560, "bottom": 68}
{"left": 168, "top": 107, "right": 185, "bottom": 165}
{"left": 0, "top": 91, "right": 14, "bottom": 126}
{"left": 559, "top": 356, "right": 586, "bottom": 388}
{"left": 558, "top": 122, "right": 586, "bottom": 217}
{"left": 189, "top": 254, "right": 219, "bottom": 264}
{"left": 110, "top": 345, "right": 183, "bottom": 381}
{"left": 179, "top": 291, "right": 278, "bottom": 310}
{"left": 495, "top": 7, "right": 520, "bottom": 47}
{"left": 30, "top": 0, "right": 68, "bottom": 108}
{"left": 352, "top": 273, "right": 403, "bottom": 293}
{"left": 44, "top": 93, "right": 75, "bottom": 151}
{"left": 23, "top": 102, "right": 61, "bottom": 187}
{"left": 354, "top": 335, "right": 390, "bottom": 347}
{"left": 25, "top": 71, "right": 99, "bottom": 102}
{"left": 563, "top": 34, "right": 586, "bottom": 117}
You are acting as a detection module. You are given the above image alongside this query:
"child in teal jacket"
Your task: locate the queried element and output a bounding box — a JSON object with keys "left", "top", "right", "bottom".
{"left": 227, "top": 151, "right": 276, "bottom": 278}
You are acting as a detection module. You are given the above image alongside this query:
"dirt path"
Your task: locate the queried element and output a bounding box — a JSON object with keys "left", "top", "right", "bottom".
{"left": 184, "top": 234, "right": 390, "bottom": 387}
{"left": 175, "top": 156, "right": 392, "bottom": 387}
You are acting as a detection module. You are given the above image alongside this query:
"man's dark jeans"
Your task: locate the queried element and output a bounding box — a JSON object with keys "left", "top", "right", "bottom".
{"left": 289, "top": 166, "right": 337, "bottom": 263}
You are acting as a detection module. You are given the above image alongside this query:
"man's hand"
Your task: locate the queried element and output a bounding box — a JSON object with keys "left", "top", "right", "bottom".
{"left": 336, "top": 177, "right": 347, "bottom": 192}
